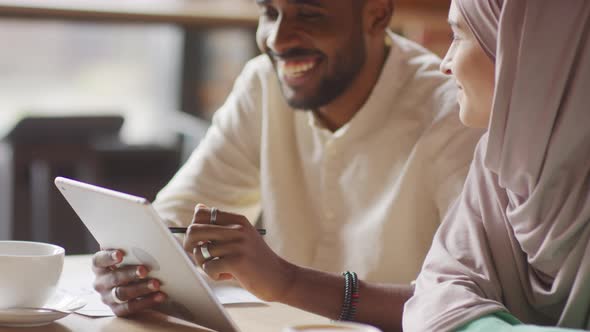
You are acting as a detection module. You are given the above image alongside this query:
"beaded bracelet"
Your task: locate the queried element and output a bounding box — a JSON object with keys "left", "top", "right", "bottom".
{"left": 338, "top": 271, "right": 359, "bottom": 321}
{"left": 337, "top": 271, "right": 351, "bottom": 321}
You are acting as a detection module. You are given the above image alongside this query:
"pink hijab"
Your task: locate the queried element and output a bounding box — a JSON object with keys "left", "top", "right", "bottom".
{"left": 403, "top": 0, "right": 590, "bottom": 331}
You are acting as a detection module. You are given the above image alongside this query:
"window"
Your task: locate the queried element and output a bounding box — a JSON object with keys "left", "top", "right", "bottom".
{"left": 0, "top": 20, "right": 182, "bottom": 144}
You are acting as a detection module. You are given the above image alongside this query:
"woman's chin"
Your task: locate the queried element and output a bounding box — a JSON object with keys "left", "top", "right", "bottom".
{"left": 459, "top": 106, "right": 486, "bottom": 129}
{"left": 458, "top": 102, "right": 471, "bottom": 127}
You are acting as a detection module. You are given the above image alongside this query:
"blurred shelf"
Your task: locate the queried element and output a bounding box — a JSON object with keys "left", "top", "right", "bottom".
{"left": 397, "top": 0, "right": 451, "bottom": 10}
{"left": 392, "top": 1, "right": 451, "bottom": 57}
{"left": 394, "top": 0, "right": 450, "bottom": 27}
{"left": 0, "top": 0, "right": 258, "bottom": 27}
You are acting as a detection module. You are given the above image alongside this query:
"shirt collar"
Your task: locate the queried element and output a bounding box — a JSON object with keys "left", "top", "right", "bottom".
{"left": 305, "top": 30, "right": 409, "bottom": 141}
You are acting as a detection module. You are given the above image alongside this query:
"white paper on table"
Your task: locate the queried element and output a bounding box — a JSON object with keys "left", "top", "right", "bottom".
{"left": 207, "top": 280, "right": 262, "bottom": 305}
{"left": 58, "top": 266, "right": 263, "bottom": 317}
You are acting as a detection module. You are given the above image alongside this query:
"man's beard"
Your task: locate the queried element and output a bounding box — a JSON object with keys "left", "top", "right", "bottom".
{"left": 275, "top": 33, "right": 366, "bottom": 110}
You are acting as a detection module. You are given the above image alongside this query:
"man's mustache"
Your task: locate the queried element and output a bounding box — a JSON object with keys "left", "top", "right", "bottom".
{"left": 267, "top": 48, "right": 323, "bottom": 60}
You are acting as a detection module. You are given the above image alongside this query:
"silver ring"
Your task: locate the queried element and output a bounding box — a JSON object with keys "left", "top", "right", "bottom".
{"left": 111, "top": 287, "right": 127, "bottom": 304}
{"left": 210, "top": 207, "right": 218, "bottom": 225}
{"left": 201, "top": 243, "right": 212, "bottom": 260}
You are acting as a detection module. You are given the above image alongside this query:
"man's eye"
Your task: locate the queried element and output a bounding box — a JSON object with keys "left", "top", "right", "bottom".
{"left": 260, "top": 7, "right": 279, "bottom": 20}
{"left": 297, "top": 10, "right": 322, "bottom": 20}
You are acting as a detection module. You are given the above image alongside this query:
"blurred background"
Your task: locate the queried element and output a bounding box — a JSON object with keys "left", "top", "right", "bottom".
{"left": 0, "top": 0, "right": 452, "bottom": 254}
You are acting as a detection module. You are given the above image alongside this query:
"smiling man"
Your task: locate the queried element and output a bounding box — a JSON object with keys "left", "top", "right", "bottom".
{"left": 91, "top": 0, "right": 482, "bottom": 330}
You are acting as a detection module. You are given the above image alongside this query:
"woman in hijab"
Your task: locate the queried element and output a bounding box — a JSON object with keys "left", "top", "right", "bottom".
{"left": 403, "top": 0, "right": 590, "bottom": 331}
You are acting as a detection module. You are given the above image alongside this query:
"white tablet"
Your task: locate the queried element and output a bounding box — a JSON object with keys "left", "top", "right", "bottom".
{"left": 54, "top": 176, "right": 240, "bottom": 332}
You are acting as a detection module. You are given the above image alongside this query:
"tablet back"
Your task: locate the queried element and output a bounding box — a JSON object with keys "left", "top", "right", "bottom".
{"left": 54, "top": 176, "right": 239, "bottom": 332}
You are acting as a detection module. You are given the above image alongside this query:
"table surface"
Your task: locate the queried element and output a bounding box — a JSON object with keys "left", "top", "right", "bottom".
{"left": 0, "top": 255, "right": 328, "bottom": 332}
{"left": 0, "top": 0, "right": 259, "bottom": 27}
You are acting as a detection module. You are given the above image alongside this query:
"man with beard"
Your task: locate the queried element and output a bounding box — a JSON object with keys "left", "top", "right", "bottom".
{"left": 91, "top": 0, "right": 482, "bottom": 330}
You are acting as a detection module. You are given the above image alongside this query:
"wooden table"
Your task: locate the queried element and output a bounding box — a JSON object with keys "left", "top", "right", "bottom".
{"left": 0, "top": 255, "right": 327, "bottom": 332}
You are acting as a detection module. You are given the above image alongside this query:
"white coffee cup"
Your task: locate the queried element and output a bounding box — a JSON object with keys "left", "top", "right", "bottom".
{"left": 0, "top": 241, "right": 65, "bottom": 309}
{"left": 283, "top": 322, "right": 383, "bottom": 332}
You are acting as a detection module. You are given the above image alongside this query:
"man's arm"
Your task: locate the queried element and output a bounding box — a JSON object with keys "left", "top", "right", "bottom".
{"left": 153, "top": 57, "right": 266, "bottom": 226}
{"left": 90, "top": 57, "right": 268, "bottom": 317}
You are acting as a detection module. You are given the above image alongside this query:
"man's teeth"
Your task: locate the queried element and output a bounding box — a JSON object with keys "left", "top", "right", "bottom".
{"left": 281, "top": 62, "right": 316, "bottom": 78}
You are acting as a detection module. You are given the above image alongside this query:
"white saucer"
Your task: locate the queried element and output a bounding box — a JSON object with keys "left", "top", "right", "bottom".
{"left": 0, "top": 289, "right": 87, "bottom": 327}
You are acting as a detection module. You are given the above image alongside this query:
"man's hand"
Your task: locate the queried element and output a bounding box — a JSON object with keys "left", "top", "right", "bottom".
{"left": 184, "top": 204, "right": 297, "bottom": 302}
{"left": 91, "top": 249, "right": 166, "bottom": 316}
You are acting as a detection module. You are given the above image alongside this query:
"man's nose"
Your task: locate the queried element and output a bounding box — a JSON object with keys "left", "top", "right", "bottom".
{"left": 266, "top": 17, "right": 301, "bottom": 56}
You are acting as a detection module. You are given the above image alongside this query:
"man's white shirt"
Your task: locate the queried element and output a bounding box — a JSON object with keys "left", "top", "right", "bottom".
{"left": 154, "top": 31, "right": 482, "bottom": 283}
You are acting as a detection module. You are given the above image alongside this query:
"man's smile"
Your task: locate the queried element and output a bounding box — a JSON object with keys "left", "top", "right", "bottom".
{"left": 276, "top": 56, "right": 322, "bottom": 87}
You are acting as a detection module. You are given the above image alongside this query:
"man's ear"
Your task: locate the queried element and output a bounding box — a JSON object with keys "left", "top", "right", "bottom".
{"left": 363, "top": 0, "right": 394, "bottom": 34}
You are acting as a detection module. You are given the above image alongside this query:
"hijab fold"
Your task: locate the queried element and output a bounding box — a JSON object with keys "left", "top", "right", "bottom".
{"left": 403, "top": 1, "right": 590, "bottom": 330}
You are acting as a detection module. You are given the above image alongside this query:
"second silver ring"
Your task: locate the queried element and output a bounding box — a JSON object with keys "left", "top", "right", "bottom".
{"left": 201, "top": 243, "right": 212, "bottom": 260}
{"left": 111, "top": 286, "right": 128, "bottom": 304}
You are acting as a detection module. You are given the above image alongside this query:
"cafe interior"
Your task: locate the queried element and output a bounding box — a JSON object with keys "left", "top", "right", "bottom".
{"left": 0, "top": 0, "right": 452, "bottom": 255}
{"left": 0, "top": 0, "right": 453, "bottom": 331}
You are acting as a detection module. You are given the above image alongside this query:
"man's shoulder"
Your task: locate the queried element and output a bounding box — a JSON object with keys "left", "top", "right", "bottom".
{"left": 388, "top": 32, "right": 445, "bottom": 80}
{"left": 240, "top": 55, "right": 276, "bottom": 83}
{"left": 385, "top": 32, "right": 458, "bottom": 123}
{"left": 227, "top": 55, "right": 279, "bottom": 108}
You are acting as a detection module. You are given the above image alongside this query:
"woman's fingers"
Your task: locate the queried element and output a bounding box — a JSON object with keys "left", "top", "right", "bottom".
{"left": 192, "top": 242, "right": 240, "bottom": 282}
{"left": 192, "top": 205, "right": 250, "bottom": 227}
{"left": 94, "top": 265, "right": 166, "bottom": 317}
{"left": 184, "top": 205, "right": 258, "bottom": 253}
{"left": 201, "top": 256, "right": 239, "bottom": 281}
{"left": 187, "top": 206, "right": 292, "bottom": 301}
{"left": 183, "top": 224, "right": 246, "bottom": 252}
{"left": 110, "top": 291, "right": 167, "bottom": 317}
{"left": 92, "top": 249, "right": 123, "bottom": 274}
{"left": 192, "top": 241, "right": 243, "bottom": 266}
{"left": 101, "top": 279, "right": 162, "bottom": 305}
{"left": 93, "top": 265, "right": 149, "bottom": 292}
{"left": 91, "top": 248, "right": 168, "bottom": 316}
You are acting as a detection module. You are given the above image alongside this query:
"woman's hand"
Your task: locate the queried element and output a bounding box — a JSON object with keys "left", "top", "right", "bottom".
{"left": 183, "top": 204, "right": 296, "bottom": 302}
{"left": 91, "top": 249, "right": 167, "bottom": 316}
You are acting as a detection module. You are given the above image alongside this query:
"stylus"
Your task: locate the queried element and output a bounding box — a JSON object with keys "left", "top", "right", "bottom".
{"left": 169, "top": 227, "right": 266, "bottom": 236}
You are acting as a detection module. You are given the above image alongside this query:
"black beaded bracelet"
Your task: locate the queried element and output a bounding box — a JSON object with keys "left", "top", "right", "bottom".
{"left": 338, "top": 271, "right": 351, "bottom": 321}
{"left": 349, "top": 271, "right": 359, "bottom": 320}
{"left": 338, "top": 271, "right": 359, "bottom": 321}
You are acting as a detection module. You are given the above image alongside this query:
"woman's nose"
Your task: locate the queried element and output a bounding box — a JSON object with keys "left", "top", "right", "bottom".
{"left": 440, "top": 51, "right": 453, "bottom": 76}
